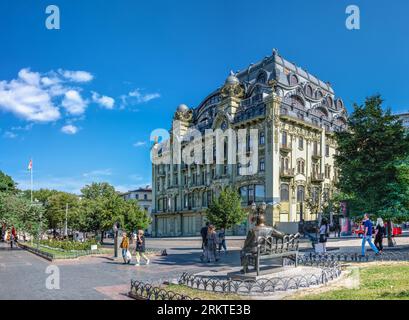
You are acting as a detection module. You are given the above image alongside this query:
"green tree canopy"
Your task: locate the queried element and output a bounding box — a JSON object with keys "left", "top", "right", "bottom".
{"left": 123, "top": 199, "right": 151, "bottom": 234}
{"left": 334, "top": 95, "right": 409, "bottom": 221}
{"left": 0, "top": 170, "right": 17, "bottom": 193}
{"left": 206, "top": 187, "right": 247, "bottom": 229}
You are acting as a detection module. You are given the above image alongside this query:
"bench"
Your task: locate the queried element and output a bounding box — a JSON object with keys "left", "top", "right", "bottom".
{"left": 241, "top": 234, "right": 300, "bottom": 276}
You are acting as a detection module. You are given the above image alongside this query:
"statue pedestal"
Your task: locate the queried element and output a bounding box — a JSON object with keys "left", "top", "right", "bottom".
{"left": 227, "top": 265, "right": 285, "bottom": 281}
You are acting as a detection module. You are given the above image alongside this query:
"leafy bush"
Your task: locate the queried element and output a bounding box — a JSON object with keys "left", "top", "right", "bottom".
{"left": 40, "top": 239, "right": 99, "bottom": 251}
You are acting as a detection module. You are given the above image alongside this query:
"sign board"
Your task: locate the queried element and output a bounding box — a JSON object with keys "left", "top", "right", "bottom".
{"left": 91, "top": 245, "right": 98, "bottom": 251}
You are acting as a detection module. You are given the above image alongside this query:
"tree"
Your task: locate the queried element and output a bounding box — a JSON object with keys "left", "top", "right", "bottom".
{"left": 123, "top": 200, "right": 151, "bottom": 235}
{"left": 45, "top": 192, "right": 80, "bottom": 237}
{"left": 80, "top": 182, "right": 125, "bottom": 242}
{"left": 335, "top": 95, "right": 409, "bottom": 245}
{"left": 0, "top": 192, "right": 45, "bottom": 240}
{"left": 0, "top": 171, "right": 17, "bottom": 193}
{"left": 206, "top": 187, "right": 247, "bottom": 229}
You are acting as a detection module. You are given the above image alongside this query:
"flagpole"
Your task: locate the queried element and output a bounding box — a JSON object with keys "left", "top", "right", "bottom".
{"left": 30, "top": 158, "right": 33, "bottom": 204}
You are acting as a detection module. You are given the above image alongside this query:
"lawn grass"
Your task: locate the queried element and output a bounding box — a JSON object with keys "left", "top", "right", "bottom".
{"left": 165, "top": 284, "right": 244, "bottom": 300}
{"left": 295, "top": 262, "right": 409, "bottom": 300}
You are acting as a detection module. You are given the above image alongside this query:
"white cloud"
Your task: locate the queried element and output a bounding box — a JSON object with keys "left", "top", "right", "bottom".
{"left": 62, "top": 90, "right": 87, "bottom": 115}
{"left": 83, "top": 169, "right": 112, "bottom": 177}
{"left": 59, "top": 69, "right": 94, "bottom": 83}
{"left": 0, "top": 68, "right": 94, "bottom": 123}
{"left": 120, "top": 88, "right": 161, "bottom": 108}
{"left": 3, "top": 131, "right": 17, "bottom": 139}
{"left": 91, "top": 91, "right": 115, "bottom": 109}
{"left": 61, "top": 124, "right": 79, "bottom": 135}
{"left": 18, "top": 68, "right": 41, "bottom": 86}
{"left": 129, "top": 88, "right": 160, "bottom": 103}
{"left": 133, "top": 141, "right": 147, "bottom": 147}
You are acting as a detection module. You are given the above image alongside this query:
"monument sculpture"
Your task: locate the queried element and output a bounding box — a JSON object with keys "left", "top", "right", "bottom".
{"left": 241, "top": 211, "right": 300, "bottom": 276}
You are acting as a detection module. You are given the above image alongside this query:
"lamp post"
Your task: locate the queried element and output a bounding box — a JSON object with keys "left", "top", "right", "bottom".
{"left": 113, "top": 222, "right": 119, "bottom": 258}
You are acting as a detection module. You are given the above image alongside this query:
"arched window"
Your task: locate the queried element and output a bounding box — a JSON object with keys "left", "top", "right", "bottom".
{"left": 326, "top": 96, "right": 333, "bottom": 108}
{"left": 280, "top": 184, "right": 289, "bottom": 202}
{"left": 297, "top": 159, "right": 305, "bottom": 174}
{"left": 289, "top": 74, "right": 298, "bottom": 86}
{"left": 281, "top": 156, "right": 290, "bottom": 171}
{"left": 316, "top": 90, "right": 323, "bottom": 99}
{"left": 257, "top": 72, "right": 267, "bottom": 84}
{"left": 305, "top": 85, "right": 313, "bottom": 97}
{"left": 259, "top": 130, "right": 265, "bottom": 145}
{"left": 297, "top": 186, "right": 305, "bottom": 202}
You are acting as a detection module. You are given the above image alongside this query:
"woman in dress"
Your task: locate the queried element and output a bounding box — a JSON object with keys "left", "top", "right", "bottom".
{"left": 205, "top": 225, "right": 219, "bottom": 263}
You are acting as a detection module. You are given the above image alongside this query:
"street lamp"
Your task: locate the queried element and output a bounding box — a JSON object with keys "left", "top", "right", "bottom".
{"left": 113, "top": 222, "right": 120, "bottom": 258}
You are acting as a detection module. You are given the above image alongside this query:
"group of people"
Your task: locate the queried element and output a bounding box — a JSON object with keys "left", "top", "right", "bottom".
{"left": 200, "top": 222, "right": 227, "bottom": 263}
{"left": 361, "top": 213, "right": 385, "bottom": 256}
{"left": 119, "top": 229, "right": 150, "bottom": 266}
{"left": 1, "top": 224, "right": 17, "bottom": 248}
{"left": 317, "top": 213, "right": 386, "bottom": 256}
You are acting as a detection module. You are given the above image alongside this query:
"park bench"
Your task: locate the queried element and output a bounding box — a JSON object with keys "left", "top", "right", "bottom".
{"left": 241, "top": 234, "right": 300, "bottom": 276}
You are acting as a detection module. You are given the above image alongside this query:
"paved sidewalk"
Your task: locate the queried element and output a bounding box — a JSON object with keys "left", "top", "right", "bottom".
{"left": 1, "top": 234, "right": 408, "bottom": 300}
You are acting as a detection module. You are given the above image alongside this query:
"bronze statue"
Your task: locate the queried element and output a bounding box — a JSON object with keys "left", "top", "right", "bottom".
{"left": 242, "top": 214, "right": 285, "bottom": 254}
{"left": 241, "top": 214, "right": 300, "bottom": 274}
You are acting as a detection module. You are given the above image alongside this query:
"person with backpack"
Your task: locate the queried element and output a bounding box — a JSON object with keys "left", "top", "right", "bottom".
{"left": 120, "top": 232, "right": 131, "bottom": 264}
{"left": 374, "top": 218, "right": 385, "bottom": 253}
{"left": 319, "top": 218, "right": 329, "bottom": 253}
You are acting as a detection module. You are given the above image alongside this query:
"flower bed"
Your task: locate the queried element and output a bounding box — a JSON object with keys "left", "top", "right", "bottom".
{"left": 39, "top": 239, "right": 100, "bottom": 251}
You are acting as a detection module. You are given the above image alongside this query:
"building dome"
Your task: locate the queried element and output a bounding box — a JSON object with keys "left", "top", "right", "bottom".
{"left": 225, "top": 71, "right": 240, "bottom": 85}
{"left": 177, "top": 104, "right": 189, "bottom": 112}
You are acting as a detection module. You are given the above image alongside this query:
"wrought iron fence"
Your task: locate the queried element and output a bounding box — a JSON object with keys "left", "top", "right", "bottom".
{"left": 302, "top": 251, "right": 409, "bottom": 263}
{"left": 129, "top": 280, "right": 201, "bottom": 300}
{"left": 178, "top": 258, "right": 342, "bottom": 295}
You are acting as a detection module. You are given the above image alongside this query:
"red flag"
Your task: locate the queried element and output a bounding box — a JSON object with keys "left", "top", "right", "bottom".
{"left": 28, "top": 159, "right": 32, "bottom": 171}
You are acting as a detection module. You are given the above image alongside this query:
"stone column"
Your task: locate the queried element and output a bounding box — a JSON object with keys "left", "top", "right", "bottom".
{"left": 264, "top": 93, "right": 281, "bottom": 226}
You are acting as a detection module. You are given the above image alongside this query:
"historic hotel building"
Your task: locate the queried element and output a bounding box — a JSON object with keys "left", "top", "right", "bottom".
{"left": 151, "top": 50, "right": 348, "bottom": 237}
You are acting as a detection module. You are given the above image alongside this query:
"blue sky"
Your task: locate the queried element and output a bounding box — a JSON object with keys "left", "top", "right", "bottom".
{"left": 0, "top": 0, "right": 408, "bottom": 194}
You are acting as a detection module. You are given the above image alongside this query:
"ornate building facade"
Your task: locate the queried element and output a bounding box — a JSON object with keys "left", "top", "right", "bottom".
{"left": 151, "top": 50, "right": 348, "bottom": 237}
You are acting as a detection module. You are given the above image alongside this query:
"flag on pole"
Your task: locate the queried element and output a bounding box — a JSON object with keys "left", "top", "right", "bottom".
{"left": 28, "top": 159, "right": 33, "bottom": 171}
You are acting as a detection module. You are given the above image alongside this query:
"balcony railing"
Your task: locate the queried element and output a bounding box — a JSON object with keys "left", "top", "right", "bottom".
{"left": 311, "top": 173, "right": 325, "bottom": 183}
{"left": 280, "top": 143, "right": 292, "bottom": 152}
{"left": 311, "top": 152, "right": 322, "bottom": 159}
{"left": 280, "top": 168, "right": 295, "bottom": 178}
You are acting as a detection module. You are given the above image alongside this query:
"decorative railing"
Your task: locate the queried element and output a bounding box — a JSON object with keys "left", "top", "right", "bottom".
{"left": 129, "top": 280, "right": 200, "bottom": 300}
{"left": 178, "top": 258, "right": 341, "bottom": 295}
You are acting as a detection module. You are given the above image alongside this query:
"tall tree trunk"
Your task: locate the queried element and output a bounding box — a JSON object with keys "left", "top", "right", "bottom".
{"left": 387, "top": 220, "right": 394, "bottom": 247}
{"left": 100, "top": 230, "right": 104, "bottom": 244}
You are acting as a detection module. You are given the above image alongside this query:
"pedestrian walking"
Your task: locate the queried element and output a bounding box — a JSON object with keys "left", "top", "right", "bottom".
{"left": 200, "top": 222, "right": 210, "bottom": 261}
{"left": 205, "top": 225, "right": 219, "bottom": 263}
{"left": 319, "top": 218, "right": 329, "bottom": 253}
{"left": 200, "top": 222, "right": 210, "bottom": 249}
{"left": 135, "top": 230, "right": 150, "bottom": 266}
{"left": 361, "top": 213, "right": 380, "bottom": 256}
{"left": 374, "top": 218, "right": 385, "bottom": 253}
{"left": 120, "top": 232, "right": 131, "bottom": 264}
{"left": 218, "top": 227, "right": 227, "bottom": 254}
